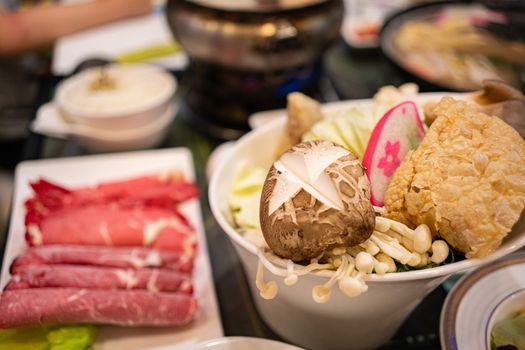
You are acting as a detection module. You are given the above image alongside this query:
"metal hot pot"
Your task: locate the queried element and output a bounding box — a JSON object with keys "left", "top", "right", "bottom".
{"left": 166, "top": 0, "right": 343, "bottom": 135}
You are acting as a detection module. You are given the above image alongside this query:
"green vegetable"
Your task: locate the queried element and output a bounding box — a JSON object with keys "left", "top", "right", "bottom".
{"left": 395, "top": 248, "right": 464, "bottom": 272}
{"left": 0, "top": 325, "right": 97, "bottom": 350}
{"left": 47, "top": 325, "right": 97, "bottom": 350}
{"left": 116, "top": 42, "right": 181, "bottom": 63}
{"left": 228, "top": 163, "right": 267, "bottom": 229}
{"left": 491, "top": 311, "right": 525, "bottom": 350}
{"left": 302, "top": 105, "right": 386, "bottom": 160}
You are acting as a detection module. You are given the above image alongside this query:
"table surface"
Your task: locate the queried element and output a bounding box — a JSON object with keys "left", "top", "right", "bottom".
{"left": 7, "top": 39, "right": 451, "bottom": 350}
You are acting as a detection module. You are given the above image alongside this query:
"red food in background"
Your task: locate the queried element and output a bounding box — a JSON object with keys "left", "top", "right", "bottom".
{"left": 354, "top": 23, "right": 379, "bottom": 39}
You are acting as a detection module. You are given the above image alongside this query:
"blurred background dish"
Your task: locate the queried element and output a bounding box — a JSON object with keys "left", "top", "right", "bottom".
{"left": 380, "top": 1, "right": 525, "bottom": 92}
{"left": 440, "top": 252, "right": 525, "bottom": 350}
{"left": 32, "top": 63, "right": 178, "bottom": 153}
{"left": 55, "top": 63, "right": 176, "bottom": 130}
{"left": 341, "top": 0, "right": 410, "bottom": 49}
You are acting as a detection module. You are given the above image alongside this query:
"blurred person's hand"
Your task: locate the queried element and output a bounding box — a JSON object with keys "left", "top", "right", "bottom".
{"left": 0, "top": 0, "right": 154, "bottom": 55}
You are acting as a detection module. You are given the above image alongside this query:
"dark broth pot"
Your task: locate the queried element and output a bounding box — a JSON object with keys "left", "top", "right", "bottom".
{"left": 165, "top": 0, "right": 343, "bottom": 134}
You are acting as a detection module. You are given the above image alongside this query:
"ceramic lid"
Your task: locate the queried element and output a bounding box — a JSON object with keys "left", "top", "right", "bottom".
{"left": 185, "top": 0, "right": 328, "bottom": 12}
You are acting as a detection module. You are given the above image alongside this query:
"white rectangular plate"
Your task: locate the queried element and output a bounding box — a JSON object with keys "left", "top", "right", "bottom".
{"left": 0, "top": 148, "right": 223, "bottom": 349}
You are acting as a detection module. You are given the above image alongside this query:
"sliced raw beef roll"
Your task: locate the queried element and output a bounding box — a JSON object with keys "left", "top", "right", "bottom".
{"left": 12, "top": 245, "right": 194, "bottom": 274}
{"left": 25, "top": 204, "right": 196, "bottom": 254}
{"left": 0, "top": 288, "right": 198, "bottom": 328}
{"left": 25, "top": 173, "right": 198, "bottom": 215}
{"left": 7, "top": 265, "right": 193, "bottom": 294}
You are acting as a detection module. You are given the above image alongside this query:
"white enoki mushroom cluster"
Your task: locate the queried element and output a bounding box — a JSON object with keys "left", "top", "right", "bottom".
{"left": 255, "top": 213, "right": 450, "bottom": 303}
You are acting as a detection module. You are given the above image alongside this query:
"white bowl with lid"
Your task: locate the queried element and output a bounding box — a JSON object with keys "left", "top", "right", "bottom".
{"left": 208, "top": 98, "right": 525, "bottom": 350}
{"left": 55, "top": 63, "right": 176, "bottom": 130}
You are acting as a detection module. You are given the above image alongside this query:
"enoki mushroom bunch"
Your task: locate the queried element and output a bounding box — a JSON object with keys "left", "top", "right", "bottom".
{"left": 256, "top": 214, "right": 450, "bottom": 303}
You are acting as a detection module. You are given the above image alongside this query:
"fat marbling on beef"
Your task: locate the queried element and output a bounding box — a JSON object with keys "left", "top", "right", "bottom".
{"left": 7, "top": 264, "right": 193, "bottom": 294}
{"left": 12, "top": 245, "right": 194, "bottom": 274}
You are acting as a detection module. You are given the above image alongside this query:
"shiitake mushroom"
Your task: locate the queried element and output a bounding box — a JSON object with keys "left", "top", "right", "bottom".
{"left": 260, "top": 140, "right": 375, "bottom": 262}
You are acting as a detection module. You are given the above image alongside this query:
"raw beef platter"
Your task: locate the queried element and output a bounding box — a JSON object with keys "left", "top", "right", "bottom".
{"left": 0, "top": 149, "right": 222, "bottom": 349}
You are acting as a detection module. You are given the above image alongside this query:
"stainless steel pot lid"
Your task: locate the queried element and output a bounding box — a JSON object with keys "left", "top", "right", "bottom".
{"left": 185, "top": 0, "right": 328, "bottom": 12}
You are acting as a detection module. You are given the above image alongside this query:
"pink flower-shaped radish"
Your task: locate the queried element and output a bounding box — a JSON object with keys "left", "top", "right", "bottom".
{"left": 362, "top": 101, "right": 425, "bottom": 206}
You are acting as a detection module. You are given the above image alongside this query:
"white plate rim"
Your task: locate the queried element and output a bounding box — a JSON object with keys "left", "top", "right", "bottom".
{"left": 193, "top": 336, "right": 305, "bottom": 350}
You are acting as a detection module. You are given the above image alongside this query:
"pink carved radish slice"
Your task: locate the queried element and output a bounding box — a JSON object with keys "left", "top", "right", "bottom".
{"left": 362, "top": 101, "right": 425, "bottom": 206}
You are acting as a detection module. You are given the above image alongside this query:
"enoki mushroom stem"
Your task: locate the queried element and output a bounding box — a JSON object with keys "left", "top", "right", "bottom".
{"left": 253, "top": 216, "right": 451, "bottom": 302}
{"left": 256, "top": 261, "right": 278, "bottom": 300}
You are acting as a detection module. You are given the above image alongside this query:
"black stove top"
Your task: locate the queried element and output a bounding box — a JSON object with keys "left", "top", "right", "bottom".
{"left": 179, "top": 59, "right": 338, "bottom": 140}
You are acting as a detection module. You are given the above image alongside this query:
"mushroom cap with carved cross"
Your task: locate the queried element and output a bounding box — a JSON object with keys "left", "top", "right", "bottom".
{"left": 260, "top": 140, "right": 375, "bottom": 262}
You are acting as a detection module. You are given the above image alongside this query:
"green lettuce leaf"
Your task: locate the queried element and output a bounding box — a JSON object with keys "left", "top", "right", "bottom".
{"left": 302, "top": 105, "right": 385, "bottom": 160}
{"left": 47, "top": 325, "right": 97, "bottom": 350}
{"left": 228, "top": 163, "right": 267, "bottom": 229}
{"left": 491, "top": 312, "right": 525, "bottom": 350}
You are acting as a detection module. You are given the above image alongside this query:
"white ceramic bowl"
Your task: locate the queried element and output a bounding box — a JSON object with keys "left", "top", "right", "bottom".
{"left": 72, "top": 103, "right": 176, "bottom": 153}
{"left": 209, "top": 117, "right": 525, "bottom": 350}
{"left": 55, "top": 64, "right": 176, "bottom": 130}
